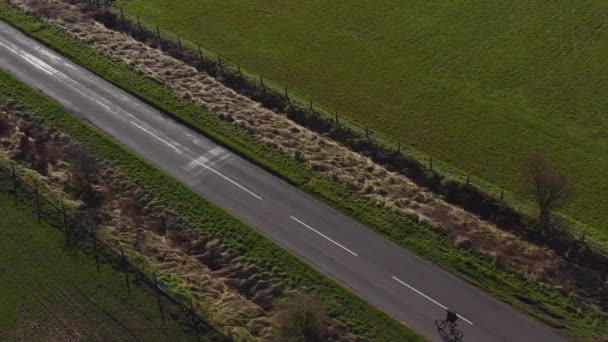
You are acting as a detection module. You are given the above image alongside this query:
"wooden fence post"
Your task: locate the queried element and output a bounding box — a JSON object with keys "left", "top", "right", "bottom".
{"left": 466, "top": 174, "right": 470, "bottom": 185}
{"left": 190, "top": 298, "right": 200, "bottom": 341}
{"left": 397, "top": 141, "right": 401, "bottom": 154}
{"left": 430, "top": 156, "right": 433, "bottom": 170}
{"left": 309, "top": 99, "right": 313, "bottom": 112}
{"left": 156, "top": 25, "right": 162, "bottom": 48}
{"left": 153, "top": 273, "right": 166, "bottom": 325}
{"left": 500, "top": 190, "right": 504, "bottom": 202}
{"left": 34, "top": 182, "right": 41, "bottom": 223}
{"left": 198, "top": 45, "right": 204, "bottom": 62}
{"left": 11, "top": 164, "right": 17, "bottom": 205}
{"left": 237, "top": 64, "right": 242, "bottom": 78}
{"left": 284, "top": 87, "right": 289, "bottom": 102}
{"left": 61, "top": 201, "right": 69, "bottom": 244}
{"left": 137, "top": 16, "right": 141, "bottom": 31}
{"left": 91, "top": 228, "right": 100, "bottom": 273}
{"left": 120, "top": 7, "right": 125, "bottom": 22}
{"left": 260, "top": 75, "right": 265, "bottom": 89}
{"left": 177, "top": 35, "right": 183, "bottom": 54}
{"left": 217, "top": 55, "right": 222, "bottom": 69}
{"left": 120, "top": 247, "right": 131, "bottom": 297}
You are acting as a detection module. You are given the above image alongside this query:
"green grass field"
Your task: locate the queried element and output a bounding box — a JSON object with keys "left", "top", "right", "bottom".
{"left": 0, "top": 194, "right": 199, "bottom": 341}
{"left": 118, "top": 0, "right": 608, "bottom": 242}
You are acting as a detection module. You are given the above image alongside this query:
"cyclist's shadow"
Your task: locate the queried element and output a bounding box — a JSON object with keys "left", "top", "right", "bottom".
{"left": 434, "top": 319, "right": 465, "bottom": 342}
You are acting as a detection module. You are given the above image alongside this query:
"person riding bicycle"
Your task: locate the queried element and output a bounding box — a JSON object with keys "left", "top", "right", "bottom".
{"left": 445, "top": 309, "right": 458, "bottom": 326}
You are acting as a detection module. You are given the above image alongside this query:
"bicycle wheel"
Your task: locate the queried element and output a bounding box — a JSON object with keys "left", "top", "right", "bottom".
{"left": 435, "top": 319, "right": 447, "bottom": 330}
{"left": 452, "top": 328, "right": 464, "bottom": 341}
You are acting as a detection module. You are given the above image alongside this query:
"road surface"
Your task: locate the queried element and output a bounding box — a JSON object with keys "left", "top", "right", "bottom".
{"left": 0, "top": 20, "right": 565, "bottom": 341}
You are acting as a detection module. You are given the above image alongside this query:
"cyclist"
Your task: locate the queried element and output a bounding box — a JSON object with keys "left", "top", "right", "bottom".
{"left": 445, "top": 308, "right": 458, "bottom": 326}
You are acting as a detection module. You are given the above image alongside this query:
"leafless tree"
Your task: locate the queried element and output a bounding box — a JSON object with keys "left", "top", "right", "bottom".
{"left": 273, "top": 294, "right": 327, "bottom": 342}
{"left": 522, "top": 153, "right": 573, "bottom": 231}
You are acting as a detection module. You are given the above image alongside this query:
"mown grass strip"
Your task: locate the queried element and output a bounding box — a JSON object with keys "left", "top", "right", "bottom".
{"left": 1, "top": 4, "right": 605, "bottom": 338}
{"left": 0, "top": 61, "right": 424, "bottom": 342}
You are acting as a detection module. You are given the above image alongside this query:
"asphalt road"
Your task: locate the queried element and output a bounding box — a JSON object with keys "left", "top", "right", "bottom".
{"left": 0, "top": 20, "right": 565, "bottom": 341}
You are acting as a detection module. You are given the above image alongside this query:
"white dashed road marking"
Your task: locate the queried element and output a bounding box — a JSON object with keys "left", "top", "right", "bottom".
{"left": 291, "top": 216, "right": 358, "bottom": 256}
{"left": 392, "top": 276, "right": 474, "bottom": 325}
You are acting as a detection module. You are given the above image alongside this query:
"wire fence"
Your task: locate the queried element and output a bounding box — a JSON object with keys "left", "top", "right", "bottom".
{"left": 0, "top": 163, "right": 222, "bottom": 341}
{"left": 82, "top": 1, "right": 608, "bottom": 250}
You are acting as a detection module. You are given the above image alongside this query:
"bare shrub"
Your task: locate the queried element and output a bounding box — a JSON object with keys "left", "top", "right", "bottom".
{"left": 273, "top": 294, "right": 328, "bottom": 342}
{"left": 65, "top": 144, "right": 99, "bottom": 204}
{"left": 0, "top": 112, "right": 10, "bottom": 134}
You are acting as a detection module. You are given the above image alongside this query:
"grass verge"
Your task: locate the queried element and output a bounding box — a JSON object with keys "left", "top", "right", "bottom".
{"left": 0, "top": 3, "right": 606, "bottom": 338}
{"left": 0, "top": 193, "right": 199, "bottom": 341}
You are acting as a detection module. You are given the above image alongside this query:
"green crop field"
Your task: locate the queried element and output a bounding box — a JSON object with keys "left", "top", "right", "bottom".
{"left": 0, "top": 194, "right": 197, "bottom": 341}
{"left": 118, "top": 0, "right": 608, "bottom": 242}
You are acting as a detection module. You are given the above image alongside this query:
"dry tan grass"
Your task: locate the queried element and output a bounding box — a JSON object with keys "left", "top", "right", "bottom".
{"left": 0, "top": 99, "right": 271, "bottom": 339}
{"left": 8, "top": 0, "right": 568, "bottom": 285}
{"left": 0, "top": 97, "right": 359, "bottom": 341}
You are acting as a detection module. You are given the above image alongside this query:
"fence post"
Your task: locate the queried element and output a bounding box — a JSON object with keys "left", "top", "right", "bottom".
{"left": 177, "top": 35, "right": 183, "bottom": 54}
{"left": 156, "top": 25, "right": 162, "bottom": 48}
{"left": 61, "top": 201, "right": 69, "bottom": 244}
{"left": 120, "top": 7, "right": 125, "bottom": 22}
{"left": 91, "top": 228, "right": 100, "bottom": 273}
{"left": 335, "top": 112, "right": 339, "bottom": 125}
{"left": 190, "top": 298, "right": 200, "bottom": 341}
{"left": 430, "top": 156, "right": 433, "bottom": 170}
{"left": 284, "top": 87, "right": 289, "bottom": 102}
{"left": 397, "top": 141, "right": 401, "bottom": 154}
{"left": 309, "top": 99, "right": 313, "bottom": 112}
{"left": 137, "top": 16, "right": 141, "bottom": 31}
{"left": 198, "top": 45, "right": 204, "bottom": 62}
{"left": 11, "top": 164, "right": 17, "bottom": 205}
{"left": 500, "top": 190, "right": 504, "bottom": 202}
{"left": 153, "top": 272, "right": 166, "bottom": 325}
{"left": 120, "top": 246, "right": 131, "bottom": 297}
{"left": 217, "top": 55, "right": 222, "bottom": 69}
{"left": 260, "top": 75, "right": 265, "bottom": 89}
{"left": 34, "top": 182, "right": 41, "bottom": 223}
{"left": 466, "top": 174, "right": 470, "bottom": 185}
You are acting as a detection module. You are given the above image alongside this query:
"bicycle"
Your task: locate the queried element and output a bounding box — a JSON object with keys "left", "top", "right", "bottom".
{"left": 435, "top": 319, "right": 464, "bottom": 341}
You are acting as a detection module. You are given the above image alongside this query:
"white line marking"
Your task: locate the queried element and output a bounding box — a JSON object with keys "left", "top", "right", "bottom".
{"left": 130, "top": 121, "right": 183, "bottom": 154}
{"left": 198, "top": 162, "right": 263, "bottom": 200}
{"left": 392, "top": 276, "right": 474, "bottom": 325}
{"left": 290, "top": 217, "right": 358, "bottom": 256}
